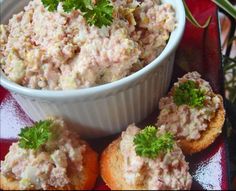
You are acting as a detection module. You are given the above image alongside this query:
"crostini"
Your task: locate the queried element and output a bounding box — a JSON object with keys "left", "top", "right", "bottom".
{"left": 101, "top": 124, "right": 192, "bottom": 190}
{"left": 0, "top": 118, "right": 98, "bottom": 190}
{"left": 156, "top": 72, "right": 225, "bottom": 154}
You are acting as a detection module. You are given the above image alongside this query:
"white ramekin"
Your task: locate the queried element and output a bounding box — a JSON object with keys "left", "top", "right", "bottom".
{"left": 0, "top": 0, "right": 185, "bottom": 138}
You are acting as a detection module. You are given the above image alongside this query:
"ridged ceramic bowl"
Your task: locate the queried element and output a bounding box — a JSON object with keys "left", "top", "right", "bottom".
{"left": 0, "top": 0, "right": 185, "bottom": 138}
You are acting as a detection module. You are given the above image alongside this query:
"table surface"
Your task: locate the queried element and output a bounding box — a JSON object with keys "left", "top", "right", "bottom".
{"left": 0, "top": 0, "right": 230, "bottom": 190}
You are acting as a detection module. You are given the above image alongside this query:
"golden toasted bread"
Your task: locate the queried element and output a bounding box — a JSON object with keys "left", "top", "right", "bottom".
{"left": 100, "top": 138, "right": 145, "bottom": 190}
{"left": 178, "top": 95, "right": 225, "bottom": 155}
{"left": 0, "top": 144, "right": 98, "bottom": 190}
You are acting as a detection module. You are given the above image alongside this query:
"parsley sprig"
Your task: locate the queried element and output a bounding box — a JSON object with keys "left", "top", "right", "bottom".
{"left": 133, "top": 126, "right": 174, "bottom": 159}
{"left": 173, "top": 80, "right": 206, "bottom": 108}
{"left": 41, "top": 0, "right": 114, "bottom": 28}
{"left": 41, "top": 0, "right": 60, "bottom": 12}
{"left": 18, "top": 120, "right": 53, "bottom": 150}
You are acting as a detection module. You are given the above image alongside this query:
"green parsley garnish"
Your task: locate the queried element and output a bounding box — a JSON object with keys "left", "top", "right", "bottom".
{"left": 18, "top": 120, "right": 53, "bottom": 150}
{"left": 41, "top": 0, "right": 114, "bottom": 28}
{"left": 41, "top": 0, "right": 60, "bottom": 12}
{"left": 133, "top": 126, "right": 174, "bottom": 159}
{"left": 173, "top": 80, "right": 206, "bottom": 108}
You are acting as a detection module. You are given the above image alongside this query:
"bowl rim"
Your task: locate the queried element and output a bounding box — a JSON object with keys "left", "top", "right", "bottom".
{"left": 0, "top": 0, "right": 186, "bottom": 99}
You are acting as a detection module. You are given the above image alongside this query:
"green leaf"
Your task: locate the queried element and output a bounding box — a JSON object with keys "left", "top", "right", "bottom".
{"left": 42, "top": 0, "right": 114, "bottom": 28}
{"left": 182, "top": 0, "right": 211, "bottom": 28}
{"left": 83, "top": 0, "right": 113, "bottom": 27}
{"left": 212, "top": 0, "right": 236, "bottom": 19}
{"left": 63, "top": 0, "right": 79, "bottom": 12}
{"left": 83, "top": 0, "right": 93, "bottom": 9}
{"left": 223, "top": 56, "right": 236, "bottom": 71}
{"left": 228, "top": 36, "right": 236, "bottom": 46}
{"left": 41, "top": 0, "right": 60, "bottom": 12}
{"left": 18, "top": 120, "right": 53, "bottom": 150}
{"left": 173, "top": 80, "right": 206, "bottom": 108}
{"left": 224, "top": 62, "right": 236, "bottom": 71}
{"left": 133, "top": 126, "right": 174, "bottom": 159}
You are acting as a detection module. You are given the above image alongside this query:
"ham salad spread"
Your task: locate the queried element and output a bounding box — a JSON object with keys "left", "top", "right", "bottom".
{"left": 120, "top": 124, "right": 192, "bottom": 190}
{"left": 157, "top": 72, "right": 221, "bottom": 141}
{"left": 0, "top": 118, "right": 86, "bottom": 190}
{"left": 0, "top": 0, "right": 176, "bottom": 90}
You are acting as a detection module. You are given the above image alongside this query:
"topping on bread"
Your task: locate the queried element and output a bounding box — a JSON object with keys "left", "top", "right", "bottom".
{"left": 157, "top": 72, "right": 225, "bottom": 154}
{"left": 101, "top": 124, "right": 192, "bottom": 190}
{"left": 0, "top": 118, "right": 98, "bottom": 190}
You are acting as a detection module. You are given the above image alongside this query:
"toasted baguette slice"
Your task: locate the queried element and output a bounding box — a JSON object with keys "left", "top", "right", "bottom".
{"left": 0, "top": 144, "right": 98, "bottom": 190}
{"left": 178, "top": 95, "right": 225, "bottom": 155}
{"left": 100, "top": 138, "right": 144, "bottom": 190}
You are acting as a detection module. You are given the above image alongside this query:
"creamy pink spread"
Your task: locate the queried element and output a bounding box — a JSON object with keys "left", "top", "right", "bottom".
{"left": 157, "top": 72, "right": 221, "bottom": 141}
{"left": 0, "top": 118, "right": 86, "bottom": 190}
{"left": 0, "top": 0, "right": 176, "bottom": 90}
{"left": 120, "top": 124, "right": 192, "bottom": 190}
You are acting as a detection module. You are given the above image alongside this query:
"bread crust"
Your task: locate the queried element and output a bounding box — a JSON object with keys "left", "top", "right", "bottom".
{"left": 178, "top": 95, "right": 225, "bottom": 155}
{"left": 100, "top": 138, "right": 124, "bottom": 190}
{"left": 0, "top": 144, "right": 98, "bottom": 190}
{"left": 100, "top": 138, "right": 144, "bottom": 190}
